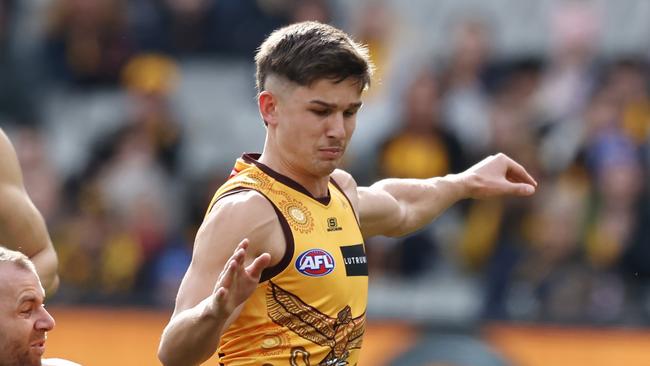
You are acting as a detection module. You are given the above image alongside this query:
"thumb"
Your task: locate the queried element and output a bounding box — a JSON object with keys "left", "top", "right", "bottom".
{"left": 208, "top": 287, "right": 228, "bottom": 313}
{"left": 246, "top": 253, "right": 272, "bottom": 279}
{"left": 508, "top": 183, "right": 535, "bottom": 196}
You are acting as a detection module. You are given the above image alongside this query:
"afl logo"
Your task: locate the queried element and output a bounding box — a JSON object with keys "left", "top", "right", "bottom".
{"left": 295, "top": 249, "right": 335, "bottom": 277}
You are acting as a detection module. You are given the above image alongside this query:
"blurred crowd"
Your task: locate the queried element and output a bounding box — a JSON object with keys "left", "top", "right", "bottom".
{"left": 1, "top": 0, "right": 649, "bottom": 327}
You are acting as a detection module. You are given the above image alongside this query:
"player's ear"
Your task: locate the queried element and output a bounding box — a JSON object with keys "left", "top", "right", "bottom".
{"left": 259, "top": 91, "right": 279, "bottom": 127}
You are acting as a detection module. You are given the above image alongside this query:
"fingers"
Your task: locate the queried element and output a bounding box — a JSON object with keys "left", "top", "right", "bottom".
{"left": 507, "top": 182, "right": 536, "bottom": 196}
{"left": 213, "top": 286, "right": 229, "bottom": 303}
{"left": 246, "top": 253, "right": 272, "bottom": 279}
{"left": 503, "top": 159, "right": 536, "bottom": 196}
{"left": 504, "top": 157, "right": 537, "bottom": 187}
{"left": 236, "top": 238, "right": 249, "bottom": 251}
{"left": 213, "top": 257, "right": 237, "bottom": 293}
{"left": 214, "top": 238, "right": 268, "bottom": 294}
{"left": 213, "top": 242, "right": 247, "bottom": 292}
{"left": 485, "top": 154, "right": 536, "bottom": 197}
{"left": 212, "top": 286, "right": 232, "bottom": 315}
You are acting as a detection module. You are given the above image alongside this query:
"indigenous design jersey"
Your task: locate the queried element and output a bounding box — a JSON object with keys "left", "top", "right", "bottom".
{"left": 210, "top": 154, "right": 368, "bottom": 366}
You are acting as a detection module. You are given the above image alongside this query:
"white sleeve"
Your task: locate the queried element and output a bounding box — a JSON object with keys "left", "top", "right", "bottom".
{"left": 41, "top": 358, "right": 82, "bottom": 366}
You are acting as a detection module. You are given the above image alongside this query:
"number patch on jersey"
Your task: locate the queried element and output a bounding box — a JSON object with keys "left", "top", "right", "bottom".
{"left": 295, "top": 249, "right": 335, "bottom": 277}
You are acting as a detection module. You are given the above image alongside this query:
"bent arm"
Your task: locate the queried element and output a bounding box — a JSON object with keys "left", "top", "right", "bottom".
{"left": 26, "top": 240, "right": 59, "bottom": 293}
{"left": 158, "top": 192, "right": 277, "bottom": 366}
{"left": 158, "top": 265, "right": 242, "bottom": 366}
{"left": 0, "top": 129, "right": 59, "bottom": 293}
{"left": 352, "top": 153, "right": 537, "bottom": 238}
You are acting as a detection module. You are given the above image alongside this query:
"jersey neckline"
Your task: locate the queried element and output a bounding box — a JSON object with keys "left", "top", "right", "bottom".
{"left": 242, "top": 153, "right": 333, "bottom": 206}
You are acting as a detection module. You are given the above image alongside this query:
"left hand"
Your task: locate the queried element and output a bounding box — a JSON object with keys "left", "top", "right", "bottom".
{"left": 458, "top": 153, "right": 537, "bottom": 199}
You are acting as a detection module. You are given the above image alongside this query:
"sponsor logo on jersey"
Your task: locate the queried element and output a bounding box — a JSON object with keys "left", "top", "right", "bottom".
{"left": 340, "top": 244, "right": 368, "bottom": 276}
{"left": 326, "top": 217, "right": 342, "bottom": 232}
{"left": 295, "top": 249, "right": 335, "bottom": 277}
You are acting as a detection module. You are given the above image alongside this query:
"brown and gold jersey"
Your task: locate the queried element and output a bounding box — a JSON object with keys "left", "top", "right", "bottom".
{"left": 208, "top": 154, "right": 368, "bottom": 366}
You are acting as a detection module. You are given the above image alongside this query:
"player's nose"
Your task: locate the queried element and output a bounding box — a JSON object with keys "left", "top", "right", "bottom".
{"left": 326, "top": 112, "right": 346, "bottom": 139}
{"left": 34, "top": 306, "right": 55, "bottom": 331}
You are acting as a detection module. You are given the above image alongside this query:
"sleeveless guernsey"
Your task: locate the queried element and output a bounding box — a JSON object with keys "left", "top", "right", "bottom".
{"left": 209, "top": 154, "right": 368, "bottom": 366}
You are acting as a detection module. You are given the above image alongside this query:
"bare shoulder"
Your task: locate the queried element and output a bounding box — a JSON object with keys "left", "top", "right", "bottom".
{"left": 199, "top": 189, "right": 283, "bottom": 261}
{"left": 331, "top": 169, "right": 358, "bottom": 193}
{"left": 207, "top": 189, "right": 278, "bottom": 238}
{"left": 175, "top": 188, "right": 285, "bottom": 312}
{"left": 41, "top": 359, "right": 82, "bottom": 366}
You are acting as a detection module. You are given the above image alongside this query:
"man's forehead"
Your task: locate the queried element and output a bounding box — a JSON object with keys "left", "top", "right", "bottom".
{"left": 267, "top": 75, "right": 363, "bottom": 101}
{"left": 0, "top": 263, "right": 43, "bottom": 300}
{"left": 298, "top": 80, "right": 363, "bottom": 105}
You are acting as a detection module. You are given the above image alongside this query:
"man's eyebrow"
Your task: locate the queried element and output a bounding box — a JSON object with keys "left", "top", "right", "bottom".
{"left": 17, "top": 293, "right": 40, "bottom": 305}
{"left": 308, "top": 100, "right": 363, "bottom": 109}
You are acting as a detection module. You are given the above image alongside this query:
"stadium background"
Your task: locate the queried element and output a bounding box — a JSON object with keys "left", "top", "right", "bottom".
{"left": 1, "top": 0, "right": 650, "bottom": 364}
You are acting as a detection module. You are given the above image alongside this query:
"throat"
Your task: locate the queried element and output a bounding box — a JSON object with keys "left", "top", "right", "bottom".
{"left": 254, "top": 153, "right": 332, "bottom": 201}
{"left": 286, "top": 173, "right": 331, "bottom": 198}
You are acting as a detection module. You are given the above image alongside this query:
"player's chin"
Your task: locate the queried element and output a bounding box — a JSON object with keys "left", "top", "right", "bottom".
{"left": 33, "top": 352, "right": 44, "bottom": 366}
{"left": 320, "top": 158, "right": 340, "bottom": 168}
{"left": 308, "top": 163, "right": 335, "bottom": 178}
{"left": 22, "top": 353, "right": 42, "bottom": 366}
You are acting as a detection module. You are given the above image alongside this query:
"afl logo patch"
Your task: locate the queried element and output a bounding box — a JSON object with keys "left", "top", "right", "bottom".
{"left": 295, "top": 249, "right": 335, "bottom": 277}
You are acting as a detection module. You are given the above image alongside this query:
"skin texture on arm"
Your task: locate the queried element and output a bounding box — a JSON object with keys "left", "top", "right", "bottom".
{"left": 0, "top": 129, "right": 59, "bottom": 294}
{"left": 333, "top": 153, "right": 537, "bottom": 238}
{"left": 158, "top": 190, "right": 282, "bottom": 366}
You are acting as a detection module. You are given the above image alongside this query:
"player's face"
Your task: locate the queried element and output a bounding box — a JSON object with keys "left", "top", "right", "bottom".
{"left": 276, "top": 77, "right": 362, "bottom": 178}
{"left": 0, "top": 263, "right": 55, "bottom": 366}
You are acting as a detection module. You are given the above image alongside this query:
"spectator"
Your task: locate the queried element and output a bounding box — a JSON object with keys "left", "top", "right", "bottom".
{"left": 45, "top": 0, "right": 134, "bottom": 86}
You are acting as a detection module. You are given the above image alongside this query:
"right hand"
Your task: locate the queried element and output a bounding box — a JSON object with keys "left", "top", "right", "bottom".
{"left": 209, "top": 239, "right": 271, "bottom": 319}
{"left": 458, "top": 153, "right": 537, "bottom": 199}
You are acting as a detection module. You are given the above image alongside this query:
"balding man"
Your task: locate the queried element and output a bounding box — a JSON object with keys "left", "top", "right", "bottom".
{"left": 0, "top": 246, "right": 78, "bottom": 366}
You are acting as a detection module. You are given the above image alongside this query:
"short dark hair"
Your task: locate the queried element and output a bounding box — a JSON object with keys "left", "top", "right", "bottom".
{"left": 255, "top": 21, "right": 373, "bottom": 94}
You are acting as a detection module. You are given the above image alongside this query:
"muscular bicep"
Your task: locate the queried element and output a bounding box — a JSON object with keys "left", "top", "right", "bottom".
{"left": 357, "top": 186, "right": 405, "bottom": 238}
{"left": 0, "top": 128, "right": 53, "bottom": 258}
{"left": 0, "top": 129, "right": 58, "bottom": 291}
{"left": 0, "top": 129, "right": 39, "bottom": 250}
{"left": 0, "top": 185, "right": 49, "bottom": 255}
{"left": 330, "top": 169, "right": 404, "bottom": 239}
{"left": 171, "top": 191, "right": 283, "bottom": 317}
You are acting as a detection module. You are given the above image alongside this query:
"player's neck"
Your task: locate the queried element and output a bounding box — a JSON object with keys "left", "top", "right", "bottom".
{"left": 258, "top": 151, "right": 330, "bottom": 199}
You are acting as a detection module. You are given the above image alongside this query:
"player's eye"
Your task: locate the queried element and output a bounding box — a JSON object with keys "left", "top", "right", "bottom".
{"left": 343, "top": 109, "right": 357, "bottom": 118}
{"left": 311, "top": 109, "right": 331, "bottom": 117}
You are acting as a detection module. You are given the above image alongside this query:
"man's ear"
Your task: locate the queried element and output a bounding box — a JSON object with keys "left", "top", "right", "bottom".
{"left": 259, "top": 91, "right": 278, "bottom": 126}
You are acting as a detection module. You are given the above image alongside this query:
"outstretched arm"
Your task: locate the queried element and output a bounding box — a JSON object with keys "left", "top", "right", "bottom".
{"left": 0, "top": 129, "right": 59, "bottom": 293}
{"left": 351, "top": 153, "right": 537, "bottom": 238}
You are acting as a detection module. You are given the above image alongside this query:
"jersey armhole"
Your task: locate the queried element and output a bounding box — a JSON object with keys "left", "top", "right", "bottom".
{"left": 330, "top": 177, "right": 361, "bottom": 227}
{"left": 209, "top": 187, "right": 295, "bottom": 284}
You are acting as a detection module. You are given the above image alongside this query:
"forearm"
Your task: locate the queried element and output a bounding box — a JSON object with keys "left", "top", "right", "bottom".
{"left": 361, "top": 154, "right": 536, "bottom": 238}
{"left": 373, "top": 174, "right": 467, "bottom": 236}
{"left": 158, "top": 297, "right": 229, "bottom": 366}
